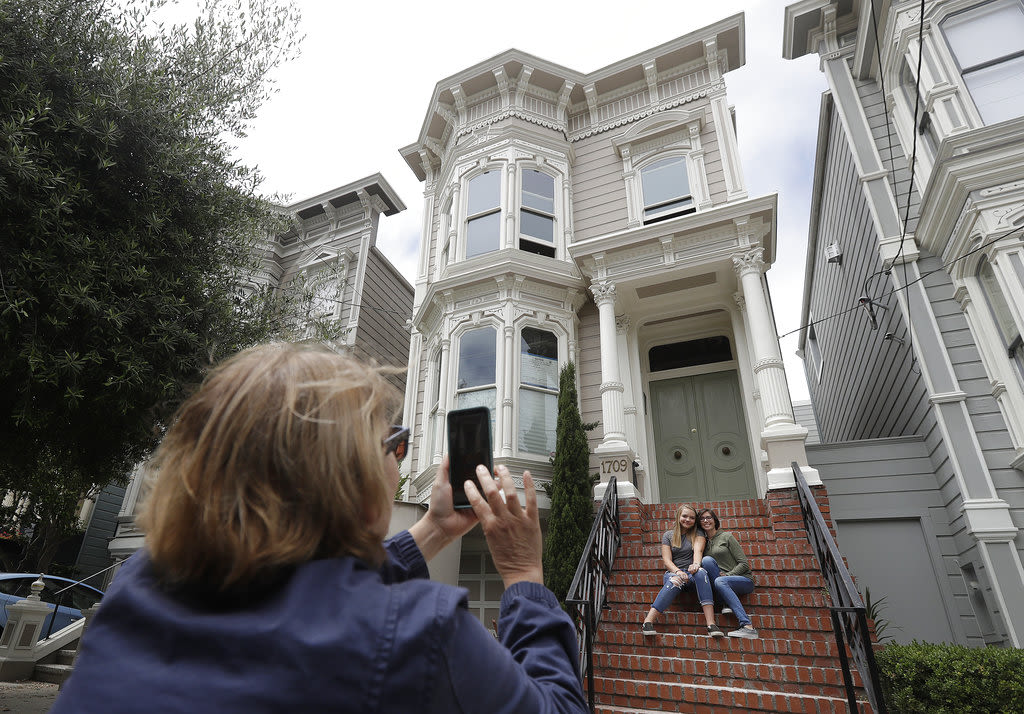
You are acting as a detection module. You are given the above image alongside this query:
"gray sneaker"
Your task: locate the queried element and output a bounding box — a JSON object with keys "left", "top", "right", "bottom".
{"left": 721, "top": 607, "right": 733, "bottom": 615}
{"left": 728, "top": 625, "right": 758, "bottom": 639}
{"left": 706, "top": 624, "right": 725, "bottom": 638}
{"left": 641, "top": 622, "right": 656, "bottom": 636}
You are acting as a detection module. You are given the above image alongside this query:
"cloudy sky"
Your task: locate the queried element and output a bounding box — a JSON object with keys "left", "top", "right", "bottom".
{"left": 232, "top": 0, "right": 828, "bottom": 399}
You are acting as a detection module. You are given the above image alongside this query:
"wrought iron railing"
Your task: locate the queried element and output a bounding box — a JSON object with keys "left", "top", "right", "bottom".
{"left": 791, "top": 462, "right": 888, "bottom": 714}
{"left": 564, "top": 478, "right": 621, "bottom": 713}
{"left": 41, "top": 560, "right": 118, "bottom": 640}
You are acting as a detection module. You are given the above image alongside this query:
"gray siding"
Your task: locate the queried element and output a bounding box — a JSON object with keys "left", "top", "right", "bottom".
{"left": 807, "top": 437, "right": 979, "bottom": 645}
{"left": 803, "top": 101, "right": 929, "bottom": 445}
{"left": 76, "top": 483, "right": 126, "bottom": 580}
{"left": 352, "top": 248, "right": 414, "bottom": 388}
{"left": 577, "top": 301, "right": 604, "bottom": 465}
{"left": 571, "top": 133, "right": 629, "bottom": 243}
{"left": 792, "top": 400, "right": 820, "bottom": 445}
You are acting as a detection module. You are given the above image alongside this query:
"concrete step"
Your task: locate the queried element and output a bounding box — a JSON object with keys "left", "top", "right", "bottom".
{"left": 33, "top": 663, "right": 73, "bottom": 686}
{"left": 57, "top": 649, "right": 77, "bottom": 666}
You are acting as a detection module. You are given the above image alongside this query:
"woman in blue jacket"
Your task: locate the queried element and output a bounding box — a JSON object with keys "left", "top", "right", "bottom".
{"left": 53, "top": 342, "right": 587, "bottom": 714}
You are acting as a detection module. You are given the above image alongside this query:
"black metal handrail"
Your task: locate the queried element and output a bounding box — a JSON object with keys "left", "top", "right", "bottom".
{"left": 564, "top": 478, "right": 620, "bottom": 713}
{"left": 791, "top": 462, "right": 888, "bottom": 714}
{"left": 40, "top": 559, "right": 117, "bottom": 640}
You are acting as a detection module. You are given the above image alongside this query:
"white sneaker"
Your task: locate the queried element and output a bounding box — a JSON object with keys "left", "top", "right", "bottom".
{"left": 721, "top": 608, "right": 733, "bottom": 615}
{"left": 728, "top": 626, "right": 758, "bottom": 639}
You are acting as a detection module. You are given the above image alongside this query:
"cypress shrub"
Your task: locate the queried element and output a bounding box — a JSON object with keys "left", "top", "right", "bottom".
{"left": 542, "top": 362, "right": 597, "bottom": 604}
{"left": 875, "top": 641, "right": 1024, "bottom": 713}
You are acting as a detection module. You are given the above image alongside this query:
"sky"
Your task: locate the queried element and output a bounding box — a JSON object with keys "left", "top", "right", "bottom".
{"left": 231, "top": 0, "right": 828, "bottom": 400}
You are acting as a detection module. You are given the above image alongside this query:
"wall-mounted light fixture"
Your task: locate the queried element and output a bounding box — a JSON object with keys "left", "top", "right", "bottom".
{"left": 825, "top": 241, "right": 843, "bottom": 265}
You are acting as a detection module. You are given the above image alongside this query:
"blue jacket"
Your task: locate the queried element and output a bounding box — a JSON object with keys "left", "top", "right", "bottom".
{"left": 52, "top": 531, "right": 587, "bottom": 713}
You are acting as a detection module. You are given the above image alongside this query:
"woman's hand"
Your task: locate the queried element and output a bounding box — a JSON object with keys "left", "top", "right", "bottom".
{"left": 409, "top": 457, "right": 479, "bottom": 562}
{"left": 465, "top": 464, "right": 543, "bottom": 588}
{"left": 687, "top": 563, "right": 700, "bottom": 574}
{"left": 670, "top": 572, "right": 688, "bottom": 587}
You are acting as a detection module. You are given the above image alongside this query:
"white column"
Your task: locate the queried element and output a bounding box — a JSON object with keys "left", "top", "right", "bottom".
{"left": 591, "top": 282, "right": 627, "bottom": 452}
{"left": 504, "top": 163, "right": 517, "bottom": 250}
{"left": 433, "top": 338, "right": 451, "bottom": 464}
{"left": 732, "top": 247, "right": 818, "bottom": 489}
{"left": 732, "top": 247, "right": 796, "bottom": 430}
{"left": 502, "top": 323, "right": 515, "bottom": 457}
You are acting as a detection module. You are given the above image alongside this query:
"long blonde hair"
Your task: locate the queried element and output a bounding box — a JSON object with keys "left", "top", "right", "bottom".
{"left": 670, "top": 503, "right": 698, "bottom": 549}
{"left": 138, "top": 342, "right": 401, "bottom": 594}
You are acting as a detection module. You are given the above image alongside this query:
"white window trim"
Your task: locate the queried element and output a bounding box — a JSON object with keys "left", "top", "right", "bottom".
{"left": 613, "top": 109, "right": 712, "bottom": 228}
{"left": 807, "top": 315, "right": 824, "bottom": 382}
{"left": 462, "top": 166, "right": 504, "bottom": 261}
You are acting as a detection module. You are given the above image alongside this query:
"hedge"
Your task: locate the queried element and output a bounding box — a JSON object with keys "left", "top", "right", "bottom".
{"left": 875, "top": 641, "right": 1024, "bottom": 713}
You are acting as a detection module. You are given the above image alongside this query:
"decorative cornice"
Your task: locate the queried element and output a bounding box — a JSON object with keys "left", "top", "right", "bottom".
{"left": 568, "top": 82, "right": 724, "bottom": 141}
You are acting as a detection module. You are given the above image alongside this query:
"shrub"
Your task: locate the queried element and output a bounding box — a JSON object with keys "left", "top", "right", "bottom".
{"left": 876, "top": 641, "right": 1024, "bottom": 713}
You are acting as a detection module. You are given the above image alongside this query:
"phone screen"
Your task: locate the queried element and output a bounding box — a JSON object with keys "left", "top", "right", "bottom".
{"left": 447, "top": 406, "right": 493, "bottom": 509}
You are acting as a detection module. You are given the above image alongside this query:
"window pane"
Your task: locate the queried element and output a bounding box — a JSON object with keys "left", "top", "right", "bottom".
{"left": 522, "top": 170, "right": 554, "bottom": 213}
{"left": 649, "top": 336, "right": 733, "bottom": 372}
{"left": 466, "top": 212, "right": 500, "bottom": 257}
{"left": 643, "top": 197, "right": 694, "bottom": 220}
{"left": 520, "top": 209, "right": 554, "bottom": 242}
{"left": 641, "top": 157, "right": 689, "bottom": 207}
{"left": 458, "top": 328, "right": 496, "bottom": 388}
{"left": 457, "top": 388, "right": 496, "bottom": 417}
{"left": 965, "top": 55, "right": 1024, "bottom": 124}
{"left": 432, "top": 353, "right": 442, "bottom": 407}
{"left": 944, "top": 2, "right": 1024, "bottom": 70}
{"left": 519, "top": 388, "right": 557, "bottom": 455}
{"left": 468, "top": 171, "right": 501, "bottom": 216}
{"left": 521, "top": 328, "right": 558, "bottom": 389}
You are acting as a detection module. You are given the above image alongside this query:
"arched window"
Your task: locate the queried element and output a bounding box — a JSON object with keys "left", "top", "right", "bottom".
{"left": 978, "top": 256, "right": 1024, "bottom": 380}
{"left": 518, "top": 327, "right": 559, "bottom": 455}
{"left": 640, "top": 156, "right": 694, "bottom": 224}
{"left": 520, "top": 170, "right": 555, "bottom": 258}
{"left": 466, "top": 171, "right": 501, "bottom": 258}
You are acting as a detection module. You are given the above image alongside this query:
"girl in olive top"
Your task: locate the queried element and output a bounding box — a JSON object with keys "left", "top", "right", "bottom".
{"left": 698, "top": 508, "right": 758, "bottom": 639}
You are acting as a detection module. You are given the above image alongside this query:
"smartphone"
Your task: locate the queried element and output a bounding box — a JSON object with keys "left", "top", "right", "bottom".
{"left": 447, "top": 406, "right": 493, "bottom": 509}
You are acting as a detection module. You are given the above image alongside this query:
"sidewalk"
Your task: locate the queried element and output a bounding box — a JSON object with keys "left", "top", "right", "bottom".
{"left": 0, "top": 680, "right": 59, "bottom": 713}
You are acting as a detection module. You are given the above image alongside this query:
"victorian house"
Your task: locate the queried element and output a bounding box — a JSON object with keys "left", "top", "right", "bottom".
{"left": 397, "top": 14, "right": 820, "bottom": 625}
{"left": 106, "top": 174, "right": 413, "bottom": 566}
{"left": 786, "top": 0, "right": 1024, "bottom": 646}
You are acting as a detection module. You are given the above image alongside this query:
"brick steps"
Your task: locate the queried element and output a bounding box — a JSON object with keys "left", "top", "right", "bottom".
{"left": 588, "top": 489, "right": 874, "bottom": 713}
{"left": 591, "top": 676, "right": 861, "bottom": 713}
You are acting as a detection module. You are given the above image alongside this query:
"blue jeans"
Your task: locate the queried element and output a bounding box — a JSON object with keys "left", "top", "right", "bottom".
{"left": 651, "top": 567, "right": 713, "bottom": 613}
{"left": 702, "top": 556, "right": 754, "bottom": 626}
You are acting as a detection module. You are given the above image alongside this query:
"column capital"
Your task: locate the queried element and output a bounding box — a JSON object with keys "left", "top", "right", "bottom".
{"left": 591, "top": 281, "right": 617, "bottom": 306}
{"left": 615, "top": 314, "right": 631, "bottom": 333}
{"left": 731, "top": 247, "right": 765, "bottom": 278}
{"left": 733, "top": 292, "right": 746, "bottom": 312}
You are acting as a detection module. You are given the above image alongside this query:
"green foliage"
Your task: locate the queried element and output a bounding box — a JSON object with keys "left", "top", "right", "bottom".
{"left": 863, "top": 586, "right": 896, "bottom": 643}
{"left": 0, "top": 0, "right": 303, "bottom": 570}
{"left": 876, "top": 642, "right": 1024, "bottom": 713}
{"left": 543, "top": 362, "right": 597, "bottom": 603}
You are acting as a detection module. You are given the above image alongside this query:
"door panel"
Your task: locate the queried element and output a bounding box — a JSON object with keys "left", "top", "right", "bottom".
{"left": 695, "top": 371, "right": 754, "bottom": 499}
{"left": 651, "top": 370, "right": 755, "bottom": 502}
{"left": 650, "top": 378, "right": 703, "bottom": 502}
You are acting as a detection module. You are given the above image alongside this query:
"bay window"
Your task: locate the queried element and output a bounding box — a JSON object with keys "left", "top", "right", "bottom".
{"left": 466, "top": 171, "right": 501, "bottom": 258}
{"left": 943, "top": 0, "right": 1024, "bottom": 125}
{"left": 456, "top": 327, "right": 497, "bottom": 416}
{"left": 519, "top": 170, "right": 556, "bottom": 258}
{"left": 518, "top": 327, "right": 559, "bottom": 455}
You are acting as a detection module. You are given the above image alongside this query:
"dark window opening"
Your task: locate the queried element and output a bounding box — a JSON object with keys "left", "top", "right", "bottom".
{"left": 649, "top": 336, "right": 732, "bottom": 372}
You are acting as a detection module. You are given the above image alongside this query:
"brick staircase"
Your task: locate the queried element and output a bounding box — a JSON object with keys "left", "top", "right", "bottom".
{"left": 589, "top": 487, "right": 872, "bottom": 713}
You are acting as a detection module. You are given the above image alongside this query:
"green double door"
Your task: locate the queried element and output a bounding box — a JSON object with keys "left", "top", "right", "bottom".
{"left": 650, "top": 370, "right": 755, "bottom": 502}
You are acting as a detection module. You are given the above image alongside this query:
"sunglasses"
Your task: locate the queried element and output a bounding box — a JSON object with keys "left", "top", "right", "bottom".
{"left": 383, "top": 425, "right": 410, "bottom": 463}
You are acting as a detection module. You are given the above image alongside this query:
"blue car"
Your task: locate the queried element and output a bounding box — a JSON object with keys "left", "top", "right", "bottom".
{"left": 0, "top": 573, "right": 104, "bottom": 639}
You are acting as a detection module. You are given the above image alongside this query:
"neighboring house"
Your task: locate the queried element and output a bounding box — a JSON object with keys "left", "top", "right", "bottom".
{"left": 106, "top": 174, "right": 413, "bottom": 574}
{"left": 784, "top": 0, "right": 1024, "bottom": 645}
{"left": 398, "top": 14, "right": 819, "bottom": 624}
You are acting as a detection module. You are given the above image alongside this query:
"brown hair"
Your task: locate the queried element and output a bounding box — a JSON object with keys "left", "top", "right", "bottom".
{"left": 670, "top": 504, "right": 698, "bottom": 549}
{"left": 138, "top": 342, "right": 401, "bottom": 594}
